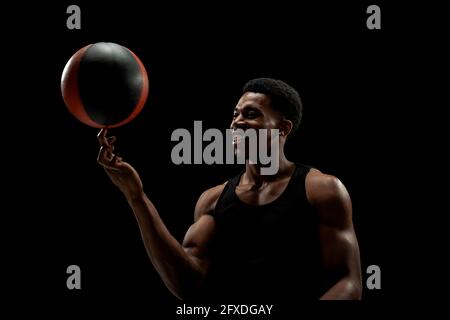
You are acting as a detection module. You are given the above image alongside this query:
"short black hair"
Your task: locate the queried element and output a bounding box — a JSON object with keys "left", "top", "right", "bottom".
{"left": 243, "top": 78, "right": 303, "bottom": 135}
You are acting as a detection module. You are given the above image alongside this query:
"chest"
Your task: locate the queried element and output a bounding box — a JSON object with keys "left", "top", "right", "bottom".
{"left": 234, "top": 178, "right": 291, "bottom": 206}
{"left": 214, "top": 196, "right": 317, "bottom": 258}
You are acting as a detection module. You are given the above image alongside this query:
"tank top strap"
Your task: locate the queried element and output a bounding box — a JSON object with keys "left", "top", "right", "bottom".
{"left": 293, "top": 162, "right": 312, "bottom": 181}
{"left": 211, "top": 169, "right": 243, "bottom": 217}
{"left": 275, "top": 163, "right": 312, "bottom": 201}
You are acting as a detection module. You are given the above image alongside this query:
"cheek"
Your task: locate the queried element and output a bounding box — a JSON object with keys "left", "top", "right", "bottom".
{"left": 263, "top": 117, "right": 280, "bottom": 129}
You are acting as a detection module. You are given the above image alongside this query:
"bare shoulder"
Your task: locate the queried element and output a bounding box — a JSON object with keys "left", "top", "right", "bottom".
{"left": 305, "top": 169, "right": 349, "bottom": 204}
{"left": 305, "top": 168, "right": 352, "bottom": 228}
{"left": 193, "top": 182, "right": 228, "bottom": 221}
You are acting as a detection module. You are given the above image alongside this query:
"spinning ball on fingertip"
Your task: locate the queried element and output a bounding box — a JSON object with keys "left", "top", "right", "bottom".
{"left": 61, "top": 42, "right": 149, "bottom": 128}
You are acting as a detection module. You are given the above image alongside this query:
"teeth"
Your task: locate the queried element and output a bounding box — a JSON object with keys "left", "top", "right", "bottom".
{"left": 231, "top": 128, "right": 252, "bottom": 143}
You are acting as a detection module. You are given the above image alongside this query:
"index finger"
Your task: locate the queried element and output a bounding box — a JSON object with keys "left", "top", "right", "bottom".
{"left": 97, "top": 128, "right": 108, "bottom": 146}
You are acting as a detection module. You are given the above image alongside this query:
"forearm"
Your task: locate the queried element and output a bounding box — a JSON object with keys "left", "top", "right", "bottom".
{"left": 126, "top": 192, "right": 201, "bottom": 299}
{"left": 319, "top": 276, "right": 362, "bottom": 300}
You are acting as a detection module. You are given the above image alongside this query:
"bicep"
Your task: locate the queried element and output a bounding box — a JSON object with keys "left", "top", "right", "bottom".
{"left": 318, "top": 181, "right": 359, "bottom": 275}
{"left": 180, "top": 215, "right": 215, "bottom": 279}
{"left": 318, "top": 223, "right": 362, "bottom": 299}
{"left": 308, "top": 173, "right": 361, "bottom": 283}
{"left": 182, "top": 214, "right": 216, "bottom": 259}
{"left": 181, "top": 184, "right": 224, "bottom": 272}
{"left": 319, "top": 224, "right": 361, "bottom": 280}
{"left": 183, "top": 183, "right": 225, "bottom": 256}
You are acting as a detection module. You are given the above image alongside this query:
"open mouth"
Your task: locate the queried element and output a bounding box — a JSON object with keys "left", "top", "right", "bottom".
{"left": 231, "top": 129, "right": 250, "bottom": 145}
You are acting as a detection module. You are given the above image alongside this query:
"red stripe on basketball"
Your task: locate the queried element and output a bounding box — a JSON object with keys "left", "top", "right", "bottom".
{"left": 61, "top": 44, "right": 103, "bottom": 128}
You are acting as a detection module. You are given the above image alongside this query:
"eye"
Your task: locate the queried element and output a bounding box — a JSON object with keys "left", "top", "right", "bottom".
{"left": 233, "top": 112, "right": 239, "bottom": 118}
{"left": 246, "top": 111, "right": 258, "bottom": 118}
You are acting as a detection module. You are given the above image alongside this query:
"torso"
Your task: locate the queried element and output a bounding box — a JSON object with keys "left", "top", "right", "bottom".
{"left": 199, "top": 163, "right": 323, "bottom": 301}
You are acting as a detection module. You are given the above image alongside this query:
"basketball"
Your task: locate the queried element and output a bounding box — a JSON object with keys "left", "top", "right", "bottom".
{"left": 61, "top": 42, "right": 149, "bottom": 128}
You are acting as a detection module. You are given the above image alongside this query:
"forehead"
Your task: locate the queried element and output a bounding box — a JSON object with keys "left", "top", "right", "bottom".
{"left": 236, "top": 92, "right": 271, "bottom": 109}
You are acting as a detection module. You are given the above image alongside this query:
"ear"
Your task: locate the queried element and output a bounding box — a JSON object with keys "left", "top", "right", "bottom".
{"left": 279, "top": 119, "right": 293, "bottom": 137}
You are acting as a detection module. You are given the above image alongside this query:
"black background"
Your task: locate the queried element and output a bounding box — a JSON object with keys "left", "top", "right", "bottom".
{"left": 3, "top": 0, "right": 432, "bottom": 317}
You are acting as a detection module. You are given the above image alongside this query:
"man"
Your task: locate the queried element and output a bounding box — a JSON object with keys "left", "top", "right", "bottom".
{"left": 97, "top": 78, "right": 362, "bottom": 300}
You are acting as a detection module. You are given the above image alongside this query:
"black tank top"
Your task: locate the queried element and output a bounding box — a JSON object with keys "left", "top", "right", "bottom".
{"left": 198, "top": 163, "right": 323, "bottom": 301}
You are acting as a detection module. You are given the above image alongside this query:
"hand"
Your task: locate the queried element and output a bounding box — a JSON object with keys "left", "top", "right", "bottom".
{"left": 97, "top": 128, "right": 144, "bottom": 201}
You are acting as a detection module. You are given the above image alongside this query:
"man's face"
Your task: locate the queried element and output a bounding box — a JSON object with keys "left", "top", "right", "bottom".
{"left": 230, "top": 92, "right": 281, "bottom": 131}
{"left": 230, "top": 92, "right": 283, "bottom": 160}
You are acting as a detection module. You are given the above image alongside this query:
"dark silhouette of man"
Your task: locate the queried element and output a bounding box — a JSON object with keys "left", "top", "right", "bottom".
{"left": 97, "top": 78, "right": 362, "bottom": 301}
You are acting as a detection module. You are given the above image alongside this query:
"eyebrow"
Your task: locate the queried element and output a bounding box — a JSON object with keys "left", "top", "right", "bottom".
{"left": 234, "top": 104, "right": 261, "bottom": 112}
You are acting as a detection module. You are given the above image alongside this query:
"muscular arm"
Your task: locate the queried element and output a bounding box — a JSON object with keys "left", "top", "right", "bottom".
{"left": 97, "top": 128, "right": 224, "bottom": 299}
{"left": 128, "top": 187, "right": 220, "bottom": 299}
{"left": 307, "top": 170, "right": 362, "bottom": 300}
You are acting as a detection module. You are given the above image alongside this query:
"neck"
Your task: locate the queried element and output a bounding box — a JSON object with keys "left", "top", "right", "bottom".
{"left": 243, "top": 151, "right": 294, "bottom": 186}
